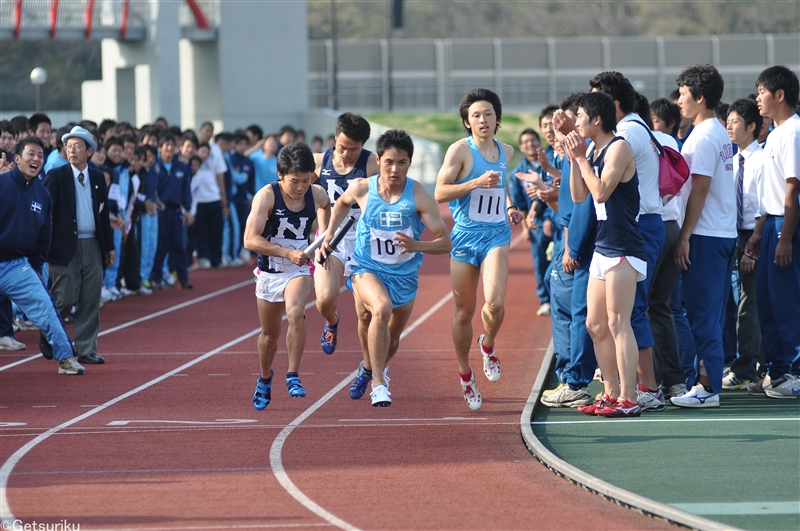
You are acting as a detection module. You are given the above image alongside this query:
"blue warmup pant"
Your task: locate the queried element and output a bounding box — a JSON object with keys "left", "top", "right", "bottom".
{"left": 151, "top": 208, "right": 189, "bottom": 285}
{"left": 103, "top": 227, "right": 123, "bottom": 289}
{"left": 683, "top": 234, "right": 736, "bottom": 393}
{"left": 529, "top": 224, "right": 552, "bottom": 305}
{"left": 140, "top": 213, "right": 158, "bottom": 283}
{"left": 671, "top": 273, "right": 697, "bottom": 384}
{"left": 0, "top": 258, "right": 73, "bottom": 360}
{"left": 631, "top": 214, "right": 664, "bottom": 350}
{"left": 549, "top": 239, "right": 573, "bottom": 383}
{"left": 564, "top": 264, "right": 596, "bottom": 388}
{"left": 757, "top": 216, "right": 800, "bottom": 377}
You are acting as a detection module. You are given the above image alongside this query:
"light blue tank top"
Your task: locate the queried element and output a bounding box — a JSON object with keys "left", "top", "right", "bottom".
{"left": 351, "top": 176, "right": 425, "bottom": 277}
{"left": 448, "top": 137, "right": 509, "bottom": 231}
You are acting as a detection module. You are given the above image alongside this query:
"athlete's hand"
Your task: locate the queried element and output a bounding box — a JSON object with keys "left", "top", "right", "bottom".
{"left": 393, "top": 232, "right": 418, "bottom": 254}
{"left": 515, "top": 171, "right": 546, "bottom": 191}
{"left": 317, "top": 241, "right": 334, "bottom": 267}
{"left": 538, "top": 185, "right": 559, "bottom": 204}
{"left": 745, "top": 233, "right": 762, "bottom": 260}
{"left": 476, "top": 170, "right": 501, "bottom": 189}
{"left": 183, "top": 212, "right": 195, "bottom": 226}
{"left": 739, "top": 254, "right": 757, "bottom": 275}
{"left": 563, "top": 254, "right": 580, "bottom": 274}
{"left": 775, "top": 240, "right": 793, "bottom": 269}
{"left": 553, "top": 109, "right": 577, "bottom": 136}
{"left": 674, "top": 237, "right": 691, "bottom": 270}
{"left": 508, "top": 210, "right": 524, "bottom": 225}
{"left": 543, "top": 219, "right": 554, "bottom": 237}
{"left": 286, "top": 249, "right": 311, "bottom": 266}
{"left": 537, "top": 148, "right": 555, "bottom": 173}
{"left": 563, "top": 131, "right": 586, "bottom": 161}
{"left": 526, "top": 209, "right": 538, "bottom": 227}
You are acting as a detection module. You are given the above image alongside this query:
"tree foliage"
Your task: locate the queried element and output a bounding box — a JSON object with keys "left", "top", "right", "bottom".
{"left": 308, "top": 0, "right": 799, "bottom": 39}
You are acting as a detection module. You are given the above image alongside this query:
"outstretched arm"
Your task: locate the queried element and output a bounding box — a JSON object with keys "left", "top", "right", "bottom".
{"left": 394, "top": 182, "right": 452, "bottom": 255}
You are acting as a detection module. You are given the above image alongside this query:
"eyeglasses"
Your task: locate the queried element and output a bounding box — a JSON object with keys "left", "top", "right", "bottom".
{"left": 65, "top": 144, "right": 86, "bottom": 152}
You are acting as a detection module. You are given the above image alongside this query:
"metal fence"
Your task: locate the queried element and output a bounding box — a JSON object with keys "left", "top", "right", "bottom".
{"left": 309, "top": 34, "right": 800, "bottom": 111}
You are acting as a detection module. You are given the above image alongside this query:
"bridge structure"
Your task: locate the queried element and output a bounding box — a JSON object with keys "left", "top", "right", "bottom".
{"left": 1, "top": 0, "right": 325, "bottom": 134}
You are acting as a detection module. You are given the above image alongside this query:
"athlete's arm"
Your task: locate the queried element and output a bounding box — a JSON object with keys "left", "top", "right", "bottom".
{"left": 434, "top": 141, "right": 499, "bottom": 203}
{"left": 319, "top": 178, "right": 367, "bottom": 260}
{"left": 674, "top": 174, "right": 711, "bottom": 270}
{"left": 311, "top": 183, "right": 332, "bottom": 236}
{"left": 394, "top": 182, "right": 452, "bottom": 255}
{"left": 776, "top": 178, "right": 800, "bottom": 268}
{"left": 243, "top": 186, "right": 306, "bottom": 264}
{"left": 313, "top": 152, "right": 324, "bottom": 182}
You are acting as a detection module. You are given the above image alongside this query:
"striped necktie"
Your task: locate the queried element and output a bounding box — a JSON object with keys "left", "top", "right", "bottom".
{"left": 735, "top": 154, "right": 744, "bottom": 230}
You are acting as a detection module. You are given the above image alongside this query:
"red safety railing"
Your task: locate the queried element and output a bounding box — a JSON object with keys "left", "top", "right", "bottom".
{"left": 7, "top": 0, "right": 214, "bottom": 40}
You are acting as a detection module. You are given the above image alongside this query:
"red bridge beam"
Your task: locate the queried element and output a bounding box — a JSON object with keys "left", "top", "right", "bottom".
{"left": 13, "top": 0, "right": 23, "bottom": 39}
{"left": 185, "top": 0, "right": 210, "bottom": 29}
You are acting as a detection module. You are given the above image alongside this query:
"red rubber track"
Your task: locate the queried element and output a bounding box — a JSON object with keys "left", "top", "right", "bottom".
{"left": 1, "top": 220, "right": 678, "bottom": 530}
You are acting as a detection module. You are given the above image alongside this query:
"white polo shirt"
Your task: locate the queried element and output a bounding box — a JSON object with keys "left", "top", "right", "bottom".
{"left": 760, "top": 114, "right": 800, "bottom": 216}
{"left": 616, "top": 113, "right": 662, "bottom": 216}
{"left": 735, "top": 140, "right": 765, "bottom": 230}
{"left": 680, "top": 117, "right": 737, "bottom": 238}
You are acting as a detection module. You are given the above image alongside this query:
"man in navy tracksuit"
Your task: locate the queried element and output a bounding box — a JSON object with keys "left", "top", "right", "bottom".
{"left": 508, "top": 128, "right": 553, "bottom": 316}
{"left": 0, "top": 136, "right": 84, "bottom": 375}
{"left": 147, "top": 133, "right": 194, "bottom": 289}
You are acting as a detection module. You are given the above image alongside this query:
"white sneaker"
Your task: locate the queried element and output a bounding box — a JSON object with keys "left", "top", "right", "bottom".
{"left": 664, "top": 383, "right": 687, "bottom": 399}
{"left": 230, "top": 258, "right": 245, "bottom": 267}
{"left": 100, "top": 287, "right": 113, "bottom": 304}
{"left": 136, "top": 286, "right": 153, "bottom": 296}
{"left": 370, "top": 384, "right": 391, "bottom": 407}
{"left": 197, "top": 258, "right": 212, "bottom": 269}
{"left": 536, "top": 302, "right": 551, "bottom": 316}
{"left": 764, "top": 374, "right": 800, "bottom": 399}
{"left": 541, "top": 385, "right": 592, "bottom": 408}
{"left": 108, "top": 286, "right": 124, "bottom": 301}
{"left": 636, "top": 387, "right": 666, "bottom": 412}
{"left": 58, "top": 356, "right": 85, "bottom": 375}
{"left": 670, "top": 385, "right": 719, "bottom": 408}
{"left": 0, "top": 336, "right": 26, "bottom": 351}
{"left": 478, "top": 334, "right": 501, "bottom": 382}
{"left": 461, "top": 367, "right": 483, "bottom": 411}
{"left": 239, "top": 249, "right": 251, "bottom": 262}
{"left": 119, "top": 287, "right": 134, "bottom": 297}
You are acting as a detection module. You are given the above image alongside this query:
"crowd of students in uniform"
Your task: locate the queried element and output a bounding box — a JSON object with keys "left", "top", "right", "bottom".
{"left": 519, "top": 64, "right": 800, "bottom": 416}
{"left": 0, "top": 114, "right": 334, "bottom": 354}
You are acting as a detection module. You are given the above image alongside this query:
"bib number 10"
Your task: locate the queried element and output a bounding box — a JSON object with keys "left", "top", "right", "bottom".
{"left": 370, "top": 227, "right": 414, "bottom": 265}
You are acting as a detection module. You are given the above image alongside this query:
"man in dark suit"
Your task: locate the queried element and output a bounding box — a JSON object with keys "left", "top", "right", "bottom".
{"left": 43, "top": 126, "right": 114, "bottom": 365}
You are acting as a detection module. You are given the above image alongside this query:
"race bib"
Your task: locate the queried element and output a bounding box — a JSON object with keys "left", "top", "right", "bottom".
{"left": 468, "top": 188, "right": 505, "bottom": 223}
{"left": 268, "top": 237, "right": 307, "bottom": 273}
{"left": 369, "top": 227, "right": 414, "bottom": 265}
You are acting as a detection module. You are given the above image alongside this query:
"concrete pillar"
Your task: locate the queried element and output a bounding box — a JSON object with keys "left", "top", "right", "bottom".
{"left": 217, "top": 0, "right": 308, "bottom": 131}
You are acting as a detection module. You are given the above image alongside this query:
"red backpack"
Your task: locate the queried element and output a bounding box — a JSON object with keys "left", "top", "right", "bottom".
{"left": 632, "top": 120, "right": 690, "bottom": 205}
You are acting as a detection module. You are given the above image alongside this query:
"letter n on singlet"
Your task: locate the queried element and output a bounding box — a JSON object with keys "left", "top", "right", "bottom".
{"left": 276, "top": 217, "right": 309, "bottom": 239}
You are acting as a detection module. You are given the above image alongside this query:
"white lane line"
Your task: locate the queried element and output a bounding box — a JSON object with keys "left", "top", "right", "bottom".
{"left": 0, "top": 292, "right": 330, "bottom": 526}
{"left": 100, "top": 525, "right": 332, "bottom": 531}
{"left": 670, "top": 501, "right": 800, "bottom": 515}
{"left": 269, "top": 289, "right": 455, "bottom": 531}
{"left": 16, "top": 466, "right": 273, "bottom": 476}
{"left": 532, "top": 416, "right": 800, "bottom": 425}
{"left": 0, "top": 279, "right": 253, "bottom": 372}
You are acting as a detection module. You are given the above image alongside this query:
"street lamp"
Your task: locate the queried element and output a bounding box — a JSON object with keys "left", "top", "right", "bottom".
{"left": 30, "top": 67, "right": 48, "bottom": 113}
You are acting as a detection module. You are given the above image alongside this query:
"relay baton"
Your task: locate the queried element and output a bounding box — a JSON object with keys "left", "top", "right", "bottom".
{"left": 318, "top": 216, "right": 357, "bottom": 265}
{"left": 303, "top": 230, "right": 328, "bottom": 255}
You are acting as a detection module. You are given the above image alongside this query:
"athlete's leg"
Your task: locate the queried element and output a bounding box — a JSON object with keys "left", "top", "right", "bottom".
{"left": 450, "top": 258, "right": 481, "bottom": 375}
{"left": 386, "top": 299, "right": 415, "bottom": 365}
{"left": 586, "top": 274, "right": 618, "bottom": 399}
{"left": 256, "top": 298, "right": 285, "bottom": 379}
{"left": 352, "top": 288, "right": 372, "bottom": 370}
{"left": 283, "top": 275, "right": 314, "bottom": 373}
{"left": 478, "top": 245, "right": 510, "bottom": 349}
{"left": 351, "top": 273, "right": 393, "bottom": 387}
{"left": 314, "top": 255, "right": 344, "bottom": 326}
{"left": 605, "top": 259, "right": 640, "bottom": 403}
